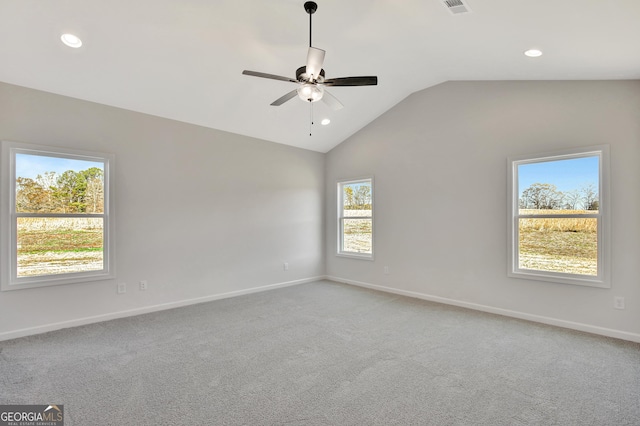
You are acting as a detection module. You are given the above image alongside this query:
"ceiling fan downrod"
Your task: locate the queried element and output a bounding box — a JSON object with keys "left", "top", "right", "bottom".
{"left": 304, "top": 1, "right": 317, "bottom": 47}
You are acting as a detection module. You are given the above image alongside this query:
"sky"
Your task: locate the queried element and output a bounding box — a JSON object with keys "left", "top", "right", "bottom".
{"left": 16, "top": 153, "right": 103, "bottom": 180}
{"left": 518, "top": 155, "right": 599, "bottom": 197}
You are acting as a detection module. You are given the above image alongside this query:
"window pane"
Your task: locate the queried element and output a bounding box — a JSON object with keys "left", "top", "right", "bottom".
{"left": 342, "top": 218, "right": 372, "bottom": 254}
{"left": 17, "top": 217, "right": 104, "bottom": 277}
{"left": 16, "top": 153, "right": 104, "bottom": 214}
{"left": 518, "top": 217, "right": 597, "bottom": 276}
{"left": 518, "top": 156, "right": 599, "bottom": 213}
{"left": 342, "top": 181, "right": 372, "bottom": 214}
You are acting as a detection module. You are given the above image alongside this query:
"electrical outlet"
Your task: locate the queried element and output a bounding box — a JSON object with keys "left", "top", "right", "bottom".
{"left": 139, "top": 280, "right": 148, "bottom": 291}
{"left": 614, "top": 296, "right": 625, "bottom": 310}
{"left": 283, "top": 262, "right": 289, "bottom": 271}
{"left": 117, "top": 283, "right": 126, "bottom": 294}
{"left": 384, "top": 266, "right": 389, "bottom": 275}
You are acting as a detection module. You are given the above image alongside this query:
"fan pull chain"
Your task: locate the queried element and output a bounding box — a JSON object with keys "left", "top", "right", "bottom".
{"left": 309, "top": 101, "right": 314, "bottom": 136}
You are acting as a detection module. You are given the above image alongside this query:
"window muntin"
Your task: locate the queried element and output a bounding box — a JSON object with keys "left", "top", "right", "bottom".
{"left": 338, "top": 178, "right": 373, "bottom": 258}
{"left": 1, "top": 141, "right": 115, "bottom": 290}
{"left": 508, "top": 146, "right": 609, "bottom": 287}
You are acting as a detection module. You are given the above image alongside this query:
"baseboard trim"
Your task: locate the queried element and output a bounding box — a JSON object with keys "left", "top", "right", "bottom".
{"left": 327, "top": 276, "right": 640, "bottom": 344}
{"left": 0, "top": 276, "right": 324, "bottom": 342}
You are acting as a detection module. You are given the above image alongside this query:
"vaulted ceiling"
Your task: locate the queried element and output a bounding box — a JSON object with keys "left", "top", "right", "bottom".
{"left": 1, "top": 0, "right": 639, "bottom": 152}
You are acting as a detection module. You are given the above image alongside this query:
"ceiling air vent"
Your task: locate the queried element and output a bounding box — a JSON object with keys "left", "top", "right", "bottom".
{"left": 441, "top": 0, "right": 472, "bottom": 15}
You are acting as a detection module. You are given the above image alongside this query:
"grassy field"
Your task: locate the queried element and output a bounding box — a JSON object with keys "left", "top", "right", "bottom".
{"left": 343, "top": 218, "right": 373, "bottom": 253}
{"left": 519, "top": 228, "right": 597, "bottom": 275}
{"left": 343, "top": 210, "right": 372, "bottom": 253}
{"left": 518, "top": 210, "right": 597, "bottom": 275}
{"left": 17, "top": 217, "right": 103, "bottom": 277}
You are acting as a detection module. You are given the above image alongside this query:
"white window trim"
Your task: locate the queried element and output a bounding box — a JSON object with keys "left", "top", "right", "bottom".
{"left": 507, "top": 145, "right": 610, "bottom": 288}
{"left": 1, "top": 140, "right": 116, "bottom": 291}
{"left": 337, "top": 177, "right": 374, "bottom": 260}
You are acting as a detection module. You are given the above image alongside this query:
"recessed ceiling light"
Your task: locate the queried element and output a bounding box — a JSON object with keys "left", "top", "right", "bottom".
{"left": 61, "top": 33, "right": 82, "bottom": 48}
{"left": 321, "top": 118, "right": 331, "bottom": 126}
{"left": 524, "top": 49, "right": 542, "bottom": 58}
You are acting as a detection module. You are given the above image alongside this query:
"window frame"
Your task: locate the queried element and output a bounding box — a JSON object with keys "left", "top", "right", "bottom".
{"left": 337, "top": 177, "right": 374, "bottom": 260}
{"left": 1, "top": 140, "right": 116, "bottom": 291}
{"left": 507, "top": 145, "right": 610, "bottom": 288}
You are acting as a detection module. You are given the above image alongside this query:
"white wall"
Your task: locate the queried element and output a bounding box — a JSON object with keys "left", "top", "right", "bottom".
{"left": 2, "top": 80, "right": 639, "bottom": 343}
{"left": 0, "top": 82, "right": 325, "bottom": 339}
{"left": 326, "top": 81, "right": 640, "bottom": 341}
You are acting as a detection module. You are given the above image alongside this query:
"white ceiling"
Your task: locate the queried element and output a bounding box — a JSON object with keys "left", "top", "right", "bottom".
{"left": 1, "top": 0, "right": 639, "bottom": 153}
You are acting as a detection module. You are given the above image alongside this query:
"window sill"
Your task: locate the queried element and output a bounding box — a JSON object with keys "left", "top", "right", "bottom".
{"left": 1, "top": 271, "right": 115, "bottom": 291}
{"left": 336, "top": 252, "right": 374, "bottom": 261}
{"left": 508, "top": 269, "right": 610, "bottom": 288}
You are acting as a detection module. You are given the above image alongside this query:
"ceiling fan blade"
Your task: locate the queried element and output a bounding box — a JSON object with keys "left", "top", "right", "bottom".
{"left": 242, "top": 70, "right": 297, "bottom": 83}
{"left": 321, "top": 90, "right": 344, "bottom": 111}
{"left": 270, "top": 90, "right": 298, "bottom": 106}
{"left": 323, "top": 76, "right": 378, "bottom": 87}
{"left": 306, "top": 47, "right": 326, "bottom": 80}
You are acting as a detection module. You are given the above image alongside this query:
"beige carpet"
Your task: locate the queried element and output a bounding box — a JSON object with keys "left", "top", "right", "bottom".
{"left": 1, "top": 280, "right": 639, "bottom": 425}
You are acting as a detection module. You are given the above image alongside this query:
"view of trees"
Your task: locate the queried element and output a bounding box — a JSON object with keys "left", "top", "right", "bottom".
{"left": 519, "top": 183, "right": 598, "bottom": 211}
{"left": 16, "top": 168, "right": 104, "bottom": 214}
{"left": 343, "top": 184, "right": 372, "bottom": 210}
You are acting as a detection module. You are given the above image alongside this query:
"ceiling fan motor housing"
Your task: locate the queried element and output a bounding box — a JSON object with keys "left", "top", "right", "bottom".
{"left": 296, "top": 66, "right": 325, "bottom": 83}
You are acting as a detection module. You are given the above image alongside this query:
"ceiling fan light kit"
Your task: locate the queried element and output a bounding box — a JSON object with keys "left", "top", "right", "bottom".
{"left": 298, "top": 82, "right": 324, "bottom": 102}
{"left": 242, "top": 1, "right": 377, "bottom": 113}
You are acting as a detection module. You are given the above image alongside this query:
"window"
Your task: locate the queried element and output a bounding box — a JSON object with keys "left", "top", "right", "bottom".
{"left": 508, "top": 145, "right": 610, "bottom": 287}
{"left": 338, "top": 178, "right": 373, "bottom": 259}
{"left": 1, "top": 141, "right": 115, "bottom": 290}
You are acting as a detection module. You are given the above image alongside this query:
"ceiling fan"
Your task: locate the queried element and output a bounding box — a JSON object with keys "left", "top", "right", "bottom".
{"left": 242, "top": 1, "right": 377, "bottom": 111}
